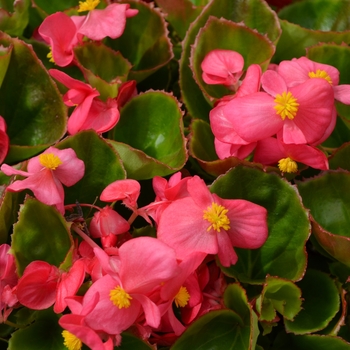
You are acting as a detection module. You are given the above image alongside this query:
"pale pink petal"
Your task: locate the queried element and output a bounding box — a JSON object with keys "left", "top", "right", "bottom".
{"left": 75, "top": 4, "right": 138, "bottom": 41}
{"left": 216, "top": 231, "right": 238, "bottom": 267}
{"left": 261, "top": 70, "right": 288, "bottom": 97}
{"left": 201, "top": 49, "right": 244, "bottom": 86}
{"left": 235, "top": 64, "right": 262, "bottom": 97}
{"left": 1, "top": 164, "right": 31, "bottom": 177}
{"left": 310, "top": 107, "right": 337, "bottom": 146}
{"left": 214, "top": 138, "right": 256, "bottom": 159}
{"left": 38, "top": 12, "right": 79, "bottom": 67}
{"left": 132, "top": 293, "right": 161, "bottom": 328}
{"left": 224, "top": 92, "right": 283, "bottom": 142}
{"left": 334, "top": 85, "right": 350, "bottom": 104}
{"left": 119, "top": 237, "right": 179, "bottom": 293}
{"left": 254, "top": 137, "right": 285, "bottom": 165}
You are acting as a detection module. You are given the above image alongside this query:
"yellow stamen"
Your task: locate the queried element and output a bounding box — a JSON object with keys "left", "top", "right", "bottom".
{"left": 278, "top": 157, "right": 298, "bottom": 173}
{"left": 203, "top": 202, "right": 230, "bottom": 232}
{"left": 62, "top": 330, "right": 82, "bottom": 350}
{"left": 174, "top": 286, "right": 190, "bottom": 308}
{"left": 78, "top": 0, "right": 100, "bottom": 12}
{"left": 308, "top": 69, "right": 333, "bottom": 85}
{"left": 47, "top": 49, "right": 55, "bottom": 63}
{"left": 110, "top": 286, "right": 132, "bottom": 309}
{"left": 274, "top": 91, "right": 299, "bottom": 120}
{"left": 39, "top": 153, "right": 63, "bottom": 170}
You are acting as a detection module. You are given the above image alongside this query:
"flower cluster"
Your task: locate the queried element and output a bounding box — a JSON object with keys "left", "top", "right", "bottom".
{"left": 203, "top": 50, "right": 350, "bottom": 173}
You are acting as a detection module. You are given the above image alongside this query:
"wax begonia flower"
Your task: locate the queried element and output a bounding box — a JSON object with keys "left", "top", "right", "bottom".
{"left": 201, "top": 49, "right": 244, "bottom": 88}
{"left": 1, "top": 147, "right": 85, "bottom": 214}
{"left": 157, "top": 176, "right": 268, "bottom": 267}
{"left": 38, "top": 12, "right": 82, "bottom": 67}
{"left": 0, "top": 244, "right": 18, "bottom": 322}
{"left": 209, "top": 64, "right": 262, "bottom": 159}
{"left": 253, "top": 137, "right": 329, "bottom": 173}
{"left": 16, "top": 259, "right": 85, "bottom": 313}
{"left": 81, "top": 237, "right": 180, "bottom": 336}
{"left": 90, "top": 206, "right": 130, "bottom": 248}
{"left": 49, "top": 69, "right": 120, "bottom": 135}
{"left": 0, "top": 116, "right": 9, "bottom": 164}
{"left": 72, "top": 3, "right": 139, "bottom": 41}
{"left": 224, "top": 69, "right": 335, "bottom": 145}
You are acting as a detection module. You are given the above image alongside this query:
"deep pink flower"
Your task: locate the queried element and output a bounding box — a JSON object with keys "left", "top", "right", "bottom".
{"left": 89, "top": 206, "right": 130, "bottom": 248}
{"left": 72, "top": 3, "right": 138, "bottom": 41}
{"left": 38, "top": 12, "right": 82, "bottom": 67}
{"left": 1, "top": 147, "right": 85, "bottom": 214}
{"left": 253, "top": 137, "right": 329, "bottom": 173}
{"left": 81, "top": 237, "right": 180, "bottom": 336}
{"left": 224, "top": 69, "right": 334, "bottom": 145}
{"left": 157, "top": 176, "right": 268, "bottom": 267}
{"left": 0, "top": 116, "right": 9, "bottom": 164}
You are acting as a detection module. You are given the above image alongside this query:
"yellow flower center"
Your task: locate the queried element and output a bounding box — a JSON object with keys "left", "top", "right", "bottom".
{"left": 62, "top": 330, "right": 82, "bottom": 350}
{"left": 39, "top": 153, "right": 63, "bottom": 170}
{"left": 278, "top": 157, "right": 298, "bottom": 173}
{"left": 203, "top": 202, "right": 230, "bottom": 232}
{"left": 47, "top": 49, "right": 55, "bottom": 63}
{"left": 78, "top": 0, "right": 100, "bottom": 12}
{"left": 308, "top": 69, "right": 333, "bottom": 85}
{"left": 110, "top": 286, "right": 132, "bottom": 309}
{"left": 174, "top": 286, "right": 190, "bottom": 308}
{"left": 274, "top": 91, "right": 299, "bottom": 120}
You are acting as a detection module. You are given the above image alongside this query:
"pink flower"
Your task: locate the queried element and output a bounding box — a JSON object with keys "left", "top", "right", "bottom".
{"left": 253, "top": 137, "right": 329, "bottom": 173}
{"left": 72, "top": 3, "right": 138, "bottom": 41}
{"left": 0, "top": 116, "right": 9, "bottom": 164}
{"left": 89, "top": 206, "right": 130, "bottom": 248}
{"left": 157, "top": 176, "right": 268, "bottom": 267}
{"left": 201, "top": 49, "right": 244, "bottom": 88}
{"left": 1, "top": 147, "right": 85, "bottom": 214}
{"left": 81, "top": 237, "right": 180, "bottom": 336}
{"left": 38, "top": 12, "right": 82, "bottom": 67}
{"left": 223, "top": 69, "right": 334, "bottom": 145}
{"left": 49, "top": 69, "right": 120, "bottom": 135}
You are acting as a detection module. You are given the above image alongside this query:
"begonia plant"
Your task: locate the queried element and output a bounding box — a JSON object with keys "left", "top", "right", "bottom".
{"left": 1, "top": 0, "right": 350, "bottom": 349}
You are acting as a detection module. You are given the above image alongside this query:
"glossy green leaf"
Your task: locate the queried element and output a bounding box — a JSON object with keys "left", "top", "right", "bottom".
{"left": 11, "top": 197, "right": 73, "bottom": 275}
{"left": 106, "top": 0, "right": 173, "bottom": 83}
{"left": 191, "top": 16, "right": 275, "bottom": 101}
{"left": 297, "top": 171, "right": 350, "bottom": 266}
{"left": 273, "top": 333, "right": 350, "bottom": 350}
{"left": 273, "top": 20, "right": 350, "bottom": 62}
{"left": 256, "top": 276, "right": 302, "bottom": 322}
{"left": 154, "top": 0, "right": 203, "bottom": 40}
{"left": 0, "top": 34, "right": 67, "bottom": 163}
{"left": 0, "top": 0, "right": 30, "bottom": 36}
{"left": 210, "top": 166, "right": 310, "bottom": 283}
{"left": 109, "top": 91, "right": 187, "bottom": 179}
{"left": 74, "top": 42, "right": 132, "bottom": 101}
{"left": 284, "top": 269, "right": 340, "bottom": 334}
{"left": 180, "top": 0, "right": 281, "bottom": 120}
{"left": 172, "top": 309, "right": 257, "bottom": 350}
{"left": 119, "top": 332, "right": 154, "bottom": 350}
{"left": 8, "top": 309, "right": 66, "bottom": 350}
{"left": 329, "top": 142, "right": 350, "bottom": 171}
{"left": 278, "top": 0, "right": 350, "bottom": 31}
{"left": 55, "top": 130, "right": 126, "bottom": 207}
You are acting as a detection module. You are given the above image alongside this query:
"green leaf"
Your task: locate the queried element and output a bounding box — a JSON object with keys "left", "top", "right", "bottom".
{"left": 273, "top": 20, "right": 350, "bottom": 62}
{"left": 180, "top": 0, "right": 281, "bottom": 120}
{"left": 278, "top": 0, "right": 350, "bottom": 31}
{"left": 106, "top": 0, "right": 173, "bottom": 83}
{"left": 74, "top": 42, "right": 132, "bottom": 101}
{"left": 55, "top": 130, "right": 126, "bottom": 207}
{"left": 119, "top": 332, "right": 154, "bottom": 350}
{"left": 191, "top": 16, "right": 275, "bottom": 101}
{"left": 284, "top": 269, "right": 340, "bottom": 334}
{"left": 297, "top": 171, "right": 350, "bottom": 266}
{"left": 8, "top": 308, "right": 66, "bottom": 350}
{"left": 210, "top": 166, "right": 310, "bottom": 283}
{"left": 0, "top": 0, "right": 30, "bottom": 36}
{"left": 11, "top": 197, "right": 73, "bottom": 275}
{"left": 172, "top": 308, "right": 258, "bottom": 350}
{"left": 255, "top": 276, "right": 302, "bottom": 322}
{"left": 329, "top": 142, "right": 350, "bottom": 171}
{"left": 0, "top": 34, "right": 67, "bottom": 163}
{"left": 273, "top": 333, "right": 350, "bottom": 350}
{"left": 0, "top": 43, "right": 12, "bottom": 88}
{"left": 109, "top": 91, "right": 187, "bottom": 179}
